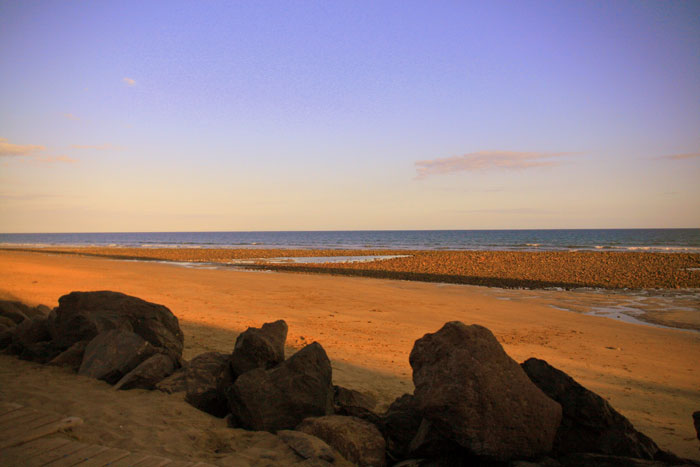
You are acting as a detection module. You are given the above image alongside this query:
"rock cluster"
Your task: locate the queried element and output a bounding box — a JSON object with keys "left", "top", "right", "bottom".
{"left": 2, "top": 295, "right": 695, "bottom": 467}
{"left": 1, "top": 293, "right": 182, "bottom": 383}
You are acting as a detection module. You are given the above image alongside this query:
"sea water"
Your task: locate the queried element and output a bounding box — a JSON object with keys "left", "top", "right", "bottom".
{"left": 1, "top": 229, "right": 699, "bottom": 252}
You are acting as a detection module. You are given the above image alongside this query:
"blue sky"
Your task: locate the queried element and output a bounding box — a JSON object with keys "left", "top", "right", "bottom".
{"left": 1, "top": 1, "right": 699, "bottom": 232}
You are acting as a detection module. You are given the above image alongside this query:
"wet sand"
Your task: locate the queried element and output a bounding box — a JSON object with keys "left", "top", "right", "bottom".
{"left": 1, "top": 249, "right": 699, "bottom": 462}
{"left": 6, "top": 246, "right": 700, "bottom": 289}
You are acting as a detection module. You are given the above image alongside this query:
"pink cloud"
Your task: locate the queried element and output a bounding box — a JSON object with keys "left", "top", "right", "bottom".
{"left": 0, "top": 137, "right": 46, "bottom": 157}
{"left": 658, "top": 152, "right": 700, "bottom": 160}
{"left": 415, "top": 150, "right": 575, "bottom": 179}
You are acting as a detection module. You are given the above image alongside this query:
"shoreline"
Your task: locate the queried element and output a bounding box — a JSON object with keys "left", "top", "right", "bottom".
{"left": 4, "top": 246, "right": 700, "bottom": 290}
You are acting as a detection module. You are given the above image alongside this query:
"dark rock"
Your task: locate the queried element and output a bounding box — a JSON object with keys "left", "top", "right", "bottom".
{"left": 227, "top": 342, "right": 333, "bottom": 431}
{"left": 694, "top": 411, "right": 700, "bottom": 441}
{"left": 277, "top": 430, "right": 343, "bottom": 464}
{"left": 0, "top": 300, "right": 31, "bottom": 324}
{"left": 156, "top": 367, "right": 187, "bottom": 393}
{"left": 78, "top": 329, "right": 158, "bottom": 384}
{"left": 229, "top": 320, "right": 288, "bottom": 378}
{"left": 18, "top": 341, "right": 63, "bottom": 363}
{"left": 557, "top": 453, "right": 667, "bottom": 466}
{"left": 297, "top": 415, "right": 386, "bottom": 467}
{"left": 408, "top": 418, "right": 466, "bottom": 460}
{"left": 511, "top": 458, "right": 562, "bottom": 467}
{"left": 115, "top": 353, "right": 176, "bottom": 390}
{"left": 0, "top": 316, "right": 16, "bottom": 328}
{"left": 48, "top": 340, "right": 90, "bottom": 371}
{"left": 333, "top": 385, "right": 377, "bottom": 411}
{"left": 8, "top": 317, "right": 60, "bottom": 363}
{"left": 50, "top": 291, "right": 183, "bottom": 360}
{"left": 0, "top": 328, "right": 14, "bottom": 350}
{"left": 184, "top": 352, "right": 230, "bottom": 417}
{"left": 22, "top": 305, "right": 49, "bottom": 320}
{"left": 382, "top": 394, "right": 423, "bottom": 462}
{"left": 410, "top": 322, "right": 561, "bottom": 461}
{"left": 335, "top": 405, "right": 384, "bottom": 431}
{"left": 521, "top": 358, "right": 660, "bottom": 459}
{"left": 13, "top": 317, "right": 51, "bottom": 348}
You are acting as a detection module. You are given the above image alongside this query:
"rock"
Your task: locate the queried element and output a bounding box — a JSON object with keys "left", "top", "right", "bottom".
{"left": 9, "top": 317, "right": 61, "bottom": 363}
{"left": 694, "top": 411, "right": 700, "bottom": 441}
{"left": 382, "top": 394, "right": 423, "bottom": 462}
{"left": 333, "top": 385, "right": 377, "bottom": 411}
{"left": 156, "top": 367, "right": 187, "bottom": 393}
{"left": 78, "top": 329, "right": 158, "bottom": 384}
{"left": 0, "top": 328, "right": 14, "bottom": 350}
{"left": 0, "top": 316, "right": 16, "bottom": 328}
{"left": 227, "top": 342, "right": 333, "bottom": 431}
{"left": 408, "top": 418, "right": 466, "bottom": 460}
{"left": 50, "top": 291, "right": 183, "bottom": 360}
{"left": 335, "top": 405, "right": 384, "bottom": 431}
{"left": 0, "top": 300, "right": 31, "bottom": 324}
{"left": 13, "top": 317, "right": 51, "bottom": 348}
{"left": 48, "top": 340, "right": 90, "bottom": 371}
{"left": 557, "top": 453, "right": 667, "bottom": 466}
{"left": 521, "top": 358, "right": 660, "bottom": 459}
{"left": 229, "top": 320, "right": 288, "bottom": 378}
{"left": 297, "top": 415, "right": 386, "bottom": 467}
{"left": 115, "top": 353, "right": 176, "bottom": 390}
{"left": 18, "top": 341, "right": 63, "bottom": 363}
{"left": 277, "top": 430, "right": 344, "bottom": 464}
{"left": 409, "top": 322, "right": 562, "bottom": 461}
{"left": 184, "top": 352, "right": 230, "bottom": 417}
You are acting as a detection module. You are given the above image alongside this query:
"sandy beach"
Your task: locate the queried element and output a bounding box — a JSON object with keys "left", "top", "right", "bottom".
{"left": 1, "top": 249, "right": 699, "bottom": 463}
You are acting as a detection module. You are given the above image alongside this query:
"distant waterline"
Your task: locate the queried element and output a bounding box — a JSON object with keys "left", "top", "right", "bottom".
{"left": 1, "top": 229, "right": 699, "bottom": 253}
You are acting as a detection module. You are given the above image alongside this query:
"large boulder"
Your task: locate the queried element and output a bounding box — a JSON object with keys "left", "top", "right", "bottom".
{"left": 48, "top": 340, "right": 90, "bottom": 371}
{"left": 78, "top": 329, "right": 158, "bottom": 384}
{"left": 227, "top": 342, "right": 334, "bottom": 432}
{"left": 229, "top": 320, "right": 288, "bottom": 378}
{"left": 521, "top": 358, "right": 662, "bottom": 460}
{"left": 409, "top": 322, "right": 562, "bottom": 461}
{"left": 382, "top": 394, "right": 423, "bottom": 462}
{"left": 50, "top": 291, "right": 183, "bottom": 360}
{"left": 297, "top": 415, "right": 386, "bottom": 467}
{"left": 184, "top": 352, "right": 230, "bottom": 417}
{"left": 115, "top": 353, "right": 176, "bottom": 390}
{"left": 693, "top": 411, "right": 700, "bottom": 441}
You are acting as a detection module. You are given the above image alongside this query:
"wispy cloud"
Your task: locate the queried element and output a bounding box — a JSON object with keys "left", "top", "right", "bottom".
{"left": 70, "top": 143, "right": 124, "bottom": 151}
{"left": 62, "top": 113, "right": 80, "bottom": 121}
{"left": 415, "top": 150, "right": 575, "bottom": 179}
{"left": 658, "top": 152, "right": 700, "bottom": 160}
{"left": 34, "top": 155, "right": 77, "bottom": 164}
{"left": 0, "top": 137, "right": 46, "bottom": 157}
{"left": 70, "top": 143, "right": 121, "bottom": 150}
{"left": 122, "top": 77, "right": 136, "bottom": 86}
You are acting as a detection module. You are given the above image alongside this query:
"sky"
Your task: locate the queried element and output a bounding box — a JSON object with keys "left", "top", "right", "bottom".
{"left": 1, "top": 0, "right": 699, "bottom": 232}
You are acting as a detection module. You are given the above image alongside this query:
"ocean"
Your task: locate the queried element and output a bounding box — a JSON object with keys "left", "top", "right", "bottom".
{"left": 1, "top": 229, "right": 699, "bottom": 252}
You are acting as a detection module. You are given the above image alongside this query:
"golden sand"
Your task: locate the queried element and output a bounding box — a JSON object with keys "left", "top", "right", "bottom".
{"left": 1, "top": 249, "right": 698, "bottom": 462}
